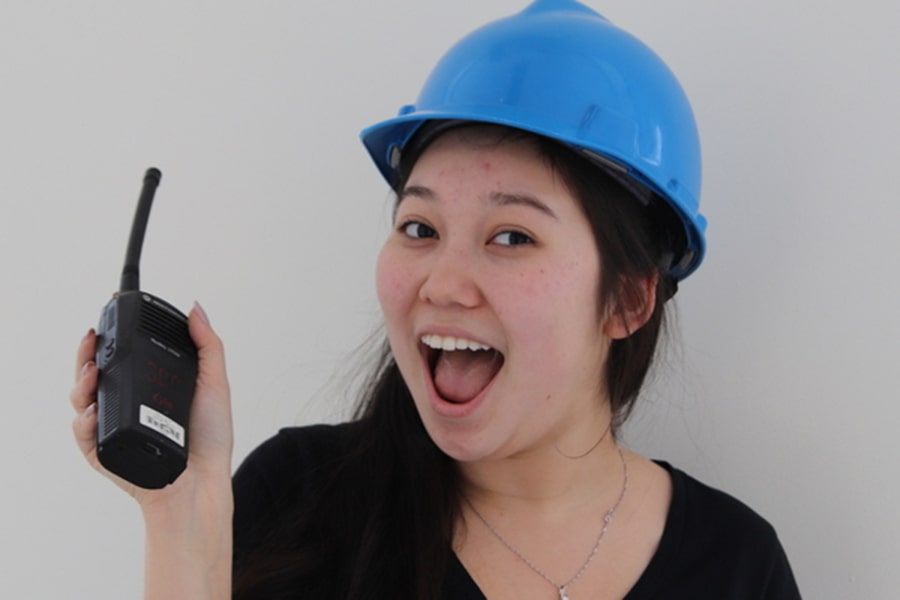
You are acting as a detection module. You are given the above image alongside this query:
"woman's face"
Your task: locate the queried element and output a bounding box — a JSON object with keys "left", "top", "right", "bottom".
{"left": 376, "top": 129, "right": 615, "bottom": 462}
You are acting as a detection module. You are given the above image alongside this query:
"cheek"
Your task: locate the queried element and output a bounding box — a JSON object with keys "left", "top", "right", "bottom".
{"left": 500, "top": 258, "right": 598, "bottom": 317}
{"left": 375, "top": 245, "right": 415, "bottom": 321}
{"left": 496, "top": 259, "right": 602, "bottom": 364}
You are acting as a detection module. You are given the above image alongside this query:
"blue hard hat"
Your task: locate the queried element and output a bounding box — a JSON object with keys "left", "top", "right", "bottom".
{"left": 361, "top": 0, "right": 706, "bottom": 280}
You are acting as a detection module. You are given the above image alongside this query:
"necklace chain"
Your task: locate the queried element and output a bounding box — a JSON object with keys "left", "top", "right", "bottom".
{"left": 463, "top": 447, "right": 628, "bottom": 600}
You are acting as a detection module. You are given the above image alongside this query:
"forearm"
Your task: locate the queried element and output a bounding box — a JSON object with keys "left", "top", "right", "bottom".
{"left": 142, "top": 485, "right": 234, "bottom": 600}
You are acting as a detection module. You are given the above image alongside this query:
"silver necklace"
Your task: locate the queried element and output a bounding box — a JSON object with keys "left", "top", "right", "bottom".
{"left": 464, "top": 448, "right": 628, "bottom": 600}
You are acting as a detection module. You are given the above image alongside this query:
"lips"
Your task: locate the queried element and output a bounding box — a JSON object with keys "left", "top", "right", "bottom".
{"left": 421, "top": 334, "right": 504, "bottom": 405}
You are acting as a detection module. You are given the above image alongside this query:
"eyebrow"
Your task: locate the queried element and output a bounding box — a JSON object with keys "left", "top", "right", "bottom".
{"left": 398, "top": 185, "right": 558, "bottom": 220}
{"left": 398, "top": 185, "right": 435, "bottom": 202}
{"left": 489, "top": 191, "right": 558, "bottom": 220}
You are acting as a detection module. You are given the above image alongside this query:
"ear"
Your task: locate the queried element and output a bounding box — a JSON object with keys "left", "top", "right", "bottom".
{"left": 602, "top": 274, "right": 659, "bottom": 340}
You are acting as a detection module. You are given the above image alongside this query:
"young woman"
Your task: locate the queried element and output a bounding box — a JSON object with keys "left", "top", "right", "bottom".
{"left": 71, "top": 2, "right": 800, "bottom": 598}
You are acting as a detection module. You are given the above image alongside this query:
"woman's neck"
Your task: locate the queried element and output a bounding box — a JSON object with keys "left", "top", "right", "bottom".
{"left": 458, "top": 426, "right": 624, "bottom": 514}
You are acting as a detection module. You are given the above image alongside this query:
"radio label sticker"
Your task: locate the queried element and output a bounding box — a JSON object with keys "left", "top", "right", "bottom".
{"left": 139, "top": 404, "right": 185, "bottom": 447}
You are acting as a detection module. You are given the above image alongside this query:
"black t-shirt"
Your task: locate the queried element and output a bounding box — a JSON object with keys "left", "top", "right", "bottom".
{"left": 234, "top": 424, "right": 801, "bottom": 599}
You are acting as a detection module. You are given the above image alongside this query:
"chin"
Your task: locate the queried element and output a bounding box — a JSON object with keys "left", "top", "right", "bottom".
{"left": 429, "top": 432, "right": 494, "bottom": 463}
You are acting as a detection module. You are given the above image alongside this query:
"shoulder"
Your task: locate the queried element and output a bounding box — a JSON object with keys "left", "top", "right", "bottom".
{"left": 232, "top": 422, "right": 363, "bottom": 561}
{"left": 628, "top": 462, "right": 801, "bottom": 599}
{"left": 663, "top": 462, "right": 778, "bottom": 545}
{"left": 235, "top": 422, "right": 359, "bottom": 482}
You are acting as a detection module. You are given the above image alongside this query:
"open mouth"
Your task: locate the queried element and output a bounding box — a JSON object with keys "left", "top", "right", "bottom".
{"left": 421, "top": 334, "right": 504, "bottom": 404}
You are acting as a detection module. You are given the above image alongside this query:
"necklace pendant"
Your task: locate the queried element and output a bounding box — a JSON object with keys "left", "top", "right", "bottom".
{"left": 558, "top": 587, "right": 570, "bottom": 600}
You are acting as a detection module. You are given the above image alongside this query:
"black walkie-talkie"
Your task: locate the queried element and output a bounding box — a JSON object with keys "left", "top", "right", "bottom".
{"left": 95, "top": 168, "right": 198, "bottom": 489}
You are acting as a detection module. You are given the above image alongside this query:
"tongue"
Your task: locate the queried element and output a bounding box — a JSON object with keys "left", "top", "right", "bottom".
{"left": 434, "top": 350, "right": 501, "bottom": 403}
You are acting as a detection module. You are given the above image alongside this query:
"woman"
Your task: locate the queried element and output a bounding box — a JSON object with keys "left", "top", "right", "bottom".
{"left": 71, "top": 1, "right": 800, "bottom": 598}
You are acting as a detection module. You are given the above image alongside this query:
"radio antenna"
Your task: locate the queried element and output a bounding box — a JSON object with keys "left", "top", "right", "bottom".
{"left": 120, "top": 168, "right": 162, "bottom": 292}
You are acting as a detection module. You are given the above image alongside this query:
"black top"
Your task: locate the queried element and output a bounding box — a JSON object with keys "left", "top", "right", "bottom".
{"left": 234, "top": 424, "right": 801, "bottom": 599}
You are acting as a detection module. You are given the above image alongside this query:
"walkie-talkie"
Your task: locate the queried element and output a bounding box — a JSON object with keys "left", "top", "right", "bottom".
{"left": 95, "top": 168, "right": 198, "bottom": 489}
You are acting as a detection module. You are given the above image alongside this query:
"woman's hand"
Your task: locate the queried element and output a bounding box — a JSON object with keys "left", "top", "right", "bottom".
{"left": 70, "top": 301, "right": 233, "bottom": 503}
{"left": 70, "top": 302, "right": 234, "bottom": 599}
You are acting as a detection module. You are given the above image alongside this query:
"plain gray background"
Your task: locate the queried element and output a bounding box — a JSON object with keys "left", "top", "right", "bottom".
{"left": 2, "top": 1, "right": 898, "bottom": 597}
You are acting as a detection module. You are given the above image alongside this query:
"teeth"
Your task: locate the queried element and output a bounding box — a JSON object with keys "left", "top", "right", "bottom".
{"left": 421, "top": 334, "right": 491, "bottom": 352}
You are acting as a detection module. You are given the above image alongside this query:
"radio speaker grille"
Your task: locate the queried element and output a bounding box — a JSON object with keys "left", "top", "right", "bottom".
{"left": 139, "top": 301, "right": 194, "bottom": 356}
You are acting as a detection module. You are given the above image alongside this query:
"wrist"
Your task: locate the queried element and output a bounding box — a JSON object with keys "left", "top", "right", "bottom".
{"left": 143, "top": 523, "right": 232, "bottom": 600}
{"left": 140, "top": 476, "right": 234, "bottom": 600}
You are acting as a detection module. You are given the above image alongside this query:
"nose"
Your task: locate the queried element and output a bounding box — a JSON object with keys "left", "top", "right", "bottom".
{"left": 418, "top": 245, "right": 483, "bottom": 308}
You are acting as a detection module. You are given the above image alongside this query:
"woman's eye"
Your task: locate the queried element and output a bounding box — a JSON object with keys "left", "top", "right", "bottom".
{"left": 400, "top": 221, "right": 437, "bottom": 239}
{"left": 492, "top": 230, "right": 534, "bottom": 246}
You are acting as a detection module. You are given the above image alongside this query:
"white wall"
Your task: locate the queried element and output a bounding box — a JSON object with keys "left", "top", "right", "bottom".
{"left": 2, "top": 1, "right": 897, "bottom": 597}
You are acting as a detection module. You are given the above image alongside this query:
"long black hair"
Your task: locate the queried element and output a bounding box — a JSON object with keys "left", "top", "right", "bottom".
{"left": 233, "top": 123, "right": 679, "bottom": 599}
